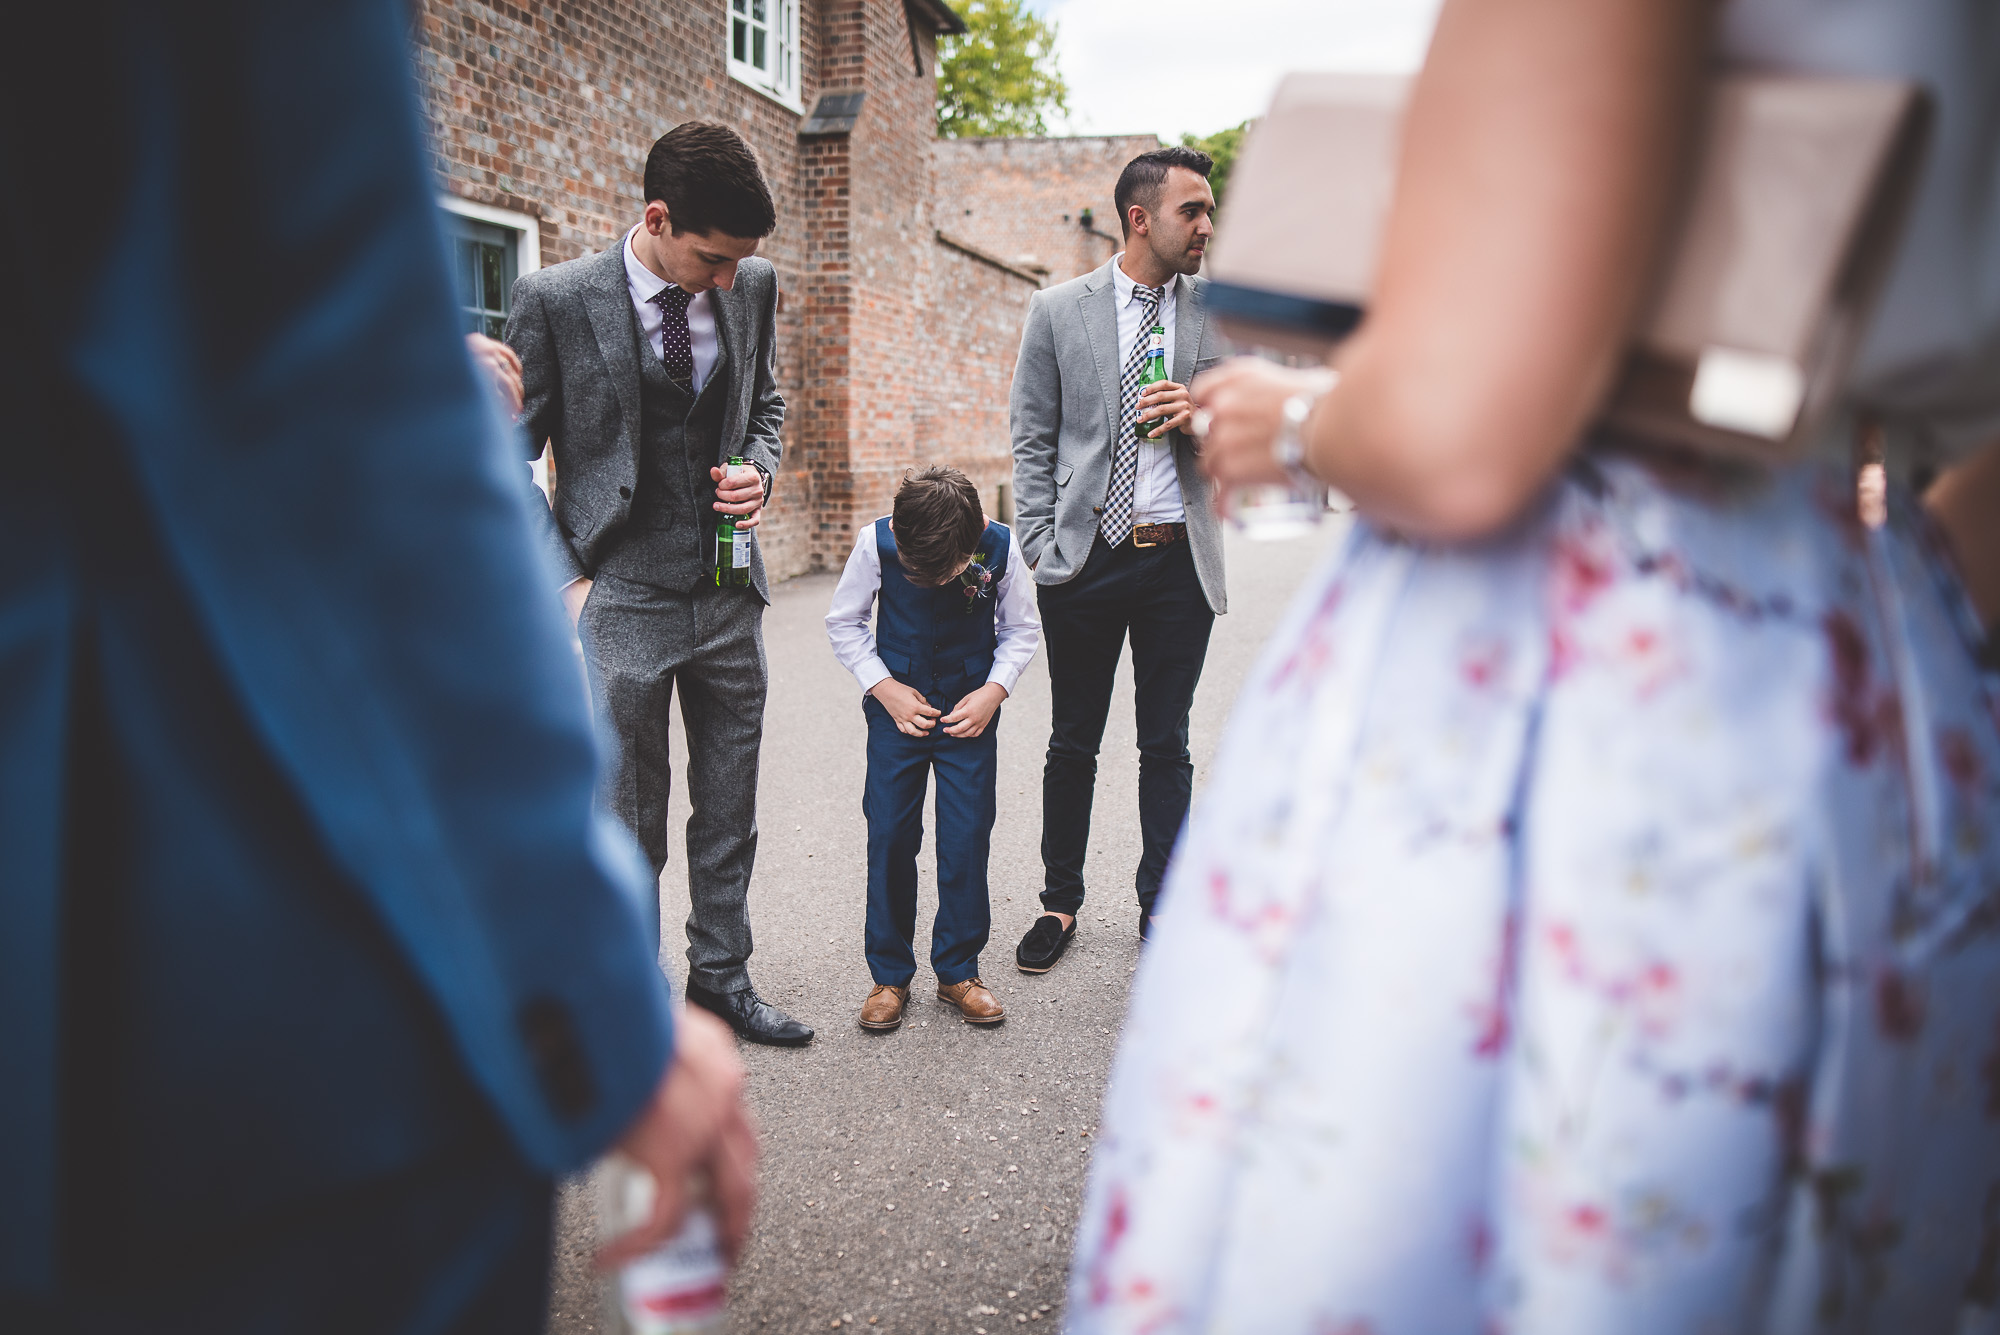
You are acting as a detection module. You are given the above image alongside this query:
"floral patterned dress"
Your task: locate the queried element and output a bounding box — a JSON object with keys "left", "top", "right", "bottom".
{"left": 1066, "top": 450, "right": 2000, "bottom": 1334}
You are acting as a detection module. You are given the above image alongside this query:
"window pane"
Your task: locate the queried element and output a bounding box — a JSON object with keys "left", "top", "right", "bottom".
{"left": 752, "top": 26, "right": 765, "bottom": 70}
{"left": 751, "top": 0, "right": 765, "bottom": 21}
{"left": 732, "top": 0, "right": 746, "bottom": 10}
{"left": 732, "top": 17, "right": 746, "bottom": 61}
{"left": 480, "top": 243, "right": 505, "bottom": 311}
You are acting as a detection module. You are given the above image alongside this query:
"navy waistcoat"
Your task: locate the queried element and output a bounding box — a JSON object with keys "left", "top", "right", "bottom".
{"left": 874, "top": 517, "right": 1009, "bottom": 695}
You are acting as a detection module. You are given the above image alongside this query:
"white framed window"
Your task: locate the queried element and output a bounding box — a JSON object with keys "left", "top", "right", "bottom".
{"left": 437, "top": 196, "right": 542, "bottom": 338}
{"left": 728, "top": 0, "right": 801, "bottom": 111}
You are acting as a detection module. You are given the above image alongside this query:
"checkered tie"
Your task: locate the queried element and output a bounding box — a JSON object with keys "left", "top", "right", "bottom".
{"left": 1099, "top": 283, "right": 1164, "bottom": 547}
{"left": 651, "top": 285, "right": 696, "bottom": 387}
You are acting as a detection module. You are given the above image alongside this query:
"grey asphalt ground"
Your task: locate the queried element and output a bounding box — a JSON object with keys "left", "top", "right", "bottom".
{"left": 546, "top": 518, "right": 1345, "bottom": 1335}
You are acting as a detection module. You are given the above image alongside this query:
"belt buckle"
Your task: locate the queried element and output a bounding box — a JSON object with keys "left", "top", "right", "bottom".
{"left": 1132, "top": 523, "right": 1159, "bottom": 548}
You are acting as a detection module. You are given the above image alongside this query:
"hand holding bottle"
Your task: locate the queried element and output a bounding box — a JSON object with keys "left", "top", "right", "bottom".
{"left": 597, "top": 1006, "right": 758, "bottom": 1271}
{"left": 710, "top": 461, "right": 765, "bottom": 530}
{"left": 1136, "top": 380, "right": 1195, "bottom": 439}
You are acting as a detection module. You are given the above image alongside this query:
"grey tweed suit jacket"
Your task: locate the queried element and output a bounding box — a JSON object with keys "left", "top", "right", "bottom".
{"left": 506, "top": 245, "right": 785, "bottom": 601}
{"left": 1008, "top": 258, "right": 1227, "bottom": 614}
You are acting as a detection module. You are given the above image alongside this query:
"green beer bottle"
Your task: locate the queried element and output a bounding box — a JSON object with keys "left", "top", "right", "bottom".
{"left": 715, "top": 455, "right": 752, "bottom": 588}
{"left": 1136, "top": 324, "right": 1169, "bottom": 440}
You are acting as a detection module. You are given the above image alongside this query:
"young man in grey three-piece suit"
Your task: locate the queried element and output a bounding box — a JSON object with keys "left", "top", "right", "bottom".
{"left": 1008, "top": 147, "right": 1228, "bottom": 972}
{"left": 507, "top": 122, "right": 812, "bottom": 1046}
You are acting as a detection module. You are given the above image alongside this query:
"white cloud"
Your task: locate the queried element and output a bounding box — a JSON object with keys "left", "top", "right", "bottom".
{"left": 1039, "top": 0, "right": 1443, "bottom": 142}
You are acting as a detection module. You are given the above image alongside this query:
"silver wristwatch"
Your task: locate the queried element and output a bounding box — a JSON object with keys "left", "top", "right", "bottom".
{"left": 1275, "top": 370, "right": 1339, "bottom": 476}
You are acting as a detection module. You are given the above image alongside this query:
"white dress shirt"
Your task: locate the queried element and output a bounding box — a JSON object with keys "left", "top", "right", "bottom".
{"left": 825, "top": 521, "right": 1042, "bottom": 697}
{"left": 1111, "top": 253, "right": 1187, "bottom": 525}
{"left": 624, "top": 225, "right": 720, "bottom": 394}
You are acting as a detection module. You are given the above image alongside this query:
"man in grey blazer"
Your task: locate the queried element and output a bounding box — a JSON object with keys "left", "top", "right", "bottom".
{"left": 1008, "top": 146, "right": 1226, "bottom": 971}
{"left": 507, "top": 122, "right": 811, "bottom": 1046}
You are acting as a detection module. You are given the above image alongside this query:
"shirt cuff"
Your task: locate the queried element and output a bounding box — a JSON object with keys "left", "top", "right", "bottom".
{"left": 985, "top": 664, "right": 1021, "bottom": 696}
{"left": 855, "top": 659, "right": 892, "bottom": 696}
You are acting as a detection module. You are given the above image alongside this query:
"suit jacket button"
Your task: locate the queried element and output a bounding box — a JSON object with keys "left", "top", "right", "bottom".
{"left": 618, "top": 485, "right": 632, "bottom": 498}
{"left": 1092, "top": 505, "right": 1104, "bottom": 515}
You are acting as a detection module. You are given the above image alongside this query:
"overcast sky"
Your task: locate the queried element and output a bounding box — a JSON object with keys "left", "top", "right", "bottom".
{"left": 1023, "top": 0, "right": 1444, "bottom": 143}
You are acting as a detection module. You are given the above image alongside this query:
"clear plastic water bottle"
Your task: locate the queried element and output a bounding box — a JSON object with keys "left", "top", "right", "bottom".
{"left": 599, "top": 1153, "right": 728, "bottom": 1335}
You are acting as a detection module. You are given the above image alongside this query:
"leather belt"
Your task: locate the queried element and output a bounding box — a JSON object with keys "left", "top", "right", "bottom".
{"left": 1127, "top": 522, "right": 1188, "bottom": 549}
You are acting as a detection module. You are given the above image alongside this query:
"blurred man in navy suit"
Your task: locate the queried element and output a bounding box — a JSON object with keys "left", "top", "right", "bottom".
{"left": 0, "top": 3, "right": 753, "bottom": 1330}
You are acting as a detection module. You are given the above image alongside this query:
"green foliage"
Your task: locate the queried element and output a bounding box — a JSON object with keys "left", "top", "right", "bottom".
{"left": 936, "top": 0, "right": 1070, "bottom": 139}
{"left": 1180, "top": 120, "right": 1251, "bottom": 208}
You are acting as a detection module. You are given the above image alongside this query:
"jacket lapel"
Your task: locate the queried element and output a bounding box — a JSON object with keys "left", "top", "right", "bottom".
{"left": 1172, "top": 274, "right": 1205, "bottom": 386}
{"left": 1077, "top": 259, "right": 1123, "bottom": 446}
{"left": 580, "top": 244, "right": 642, "bottom": 447}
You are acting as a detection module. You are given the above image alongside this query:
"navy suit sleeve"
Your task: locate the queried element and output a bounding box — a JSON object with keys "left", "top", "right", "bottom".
{"left": 2, "top": 0, "right": 673, "bottom": 1184}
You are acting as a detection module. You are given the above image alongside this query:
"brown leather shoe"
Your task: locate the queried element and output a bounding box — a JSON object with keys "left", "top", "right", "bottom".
{"left": 936, "top": 977, "right": 1005, "bottom": 1025}
{"left": 859, "top": 984, "right": 909, "bottom": 1031}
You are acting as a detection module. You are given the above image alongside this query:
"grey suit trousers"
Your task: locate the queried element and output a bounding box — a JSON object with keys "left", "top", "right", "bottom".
{"left": 579, "top": 573, "right": 766, "bottom": 992}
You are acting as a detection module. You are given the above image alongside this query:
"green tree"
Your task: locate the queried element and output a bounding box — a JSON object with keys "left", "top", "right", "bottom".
{"left": 936, "top": 0, "right": 1070, "bottom": 138}
{"left": 1181, "top": 120, "right": 1251, "bottom": 209}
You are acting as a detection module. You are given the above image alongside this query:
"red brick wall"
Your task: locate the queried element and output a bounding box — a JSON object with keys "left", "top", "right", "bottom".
{"left": 412, "top": 0, "right": 823, "bottom": 577}
{"left": 413, "top": 0, "right": 1041, "bottom": 580}
{"left": 933, "top": 135, "right": 1163, "bottom": 287}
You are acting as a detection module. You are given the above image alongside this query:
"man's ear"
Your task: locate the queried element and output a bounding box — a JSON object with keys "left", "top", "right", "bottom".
{"left": 1126, "top": 205, "right": 1149, "bottom": 239}
{"left": 645, "top": 200, "right": 670, "bottom": 235}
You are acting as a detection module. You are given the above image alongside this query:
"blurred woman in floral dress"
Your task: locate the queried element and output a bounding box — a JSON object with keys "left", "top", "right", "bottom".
{"left": 1065, "top": 0, "right": 2000, "bottom": 1331}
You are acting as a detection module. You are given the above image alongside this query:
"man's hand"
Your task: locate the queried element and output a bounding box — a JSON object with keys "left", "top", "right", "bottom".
{"left": 711, "top": 462, "right": 766, "bottom": 531}
{"left": 1135, "top": 380, "right": 1194, "bottom": 438}
{"left": 562, "top": 578, "right": 593, "bottom": 628}
{"left": 941, "top": 682, "right": 1007, "bottom": 738}
{"left": 597, "top": 1007, "right": 758, "bottom": 1270}
{"left": 869, "top": 678, "right": 941, "bottom": 737}
{"left": 466, "top": 333, "right": 524, "bottom": 418}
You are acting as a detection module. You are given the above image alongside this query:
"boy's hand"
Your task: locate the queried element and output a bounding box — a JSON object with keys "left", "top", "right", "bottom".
{"left": 869, "top": 679, "right": 941, "bottom": 736}
{"left": 941, "top": 683, "right": 1007, "bottom": 738}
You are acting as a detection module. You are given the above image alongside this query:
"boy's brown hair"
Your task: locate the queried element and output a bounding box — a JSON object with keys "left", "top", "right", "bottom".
{"left": 891, "top": 467, "right": 985, "bottom": 585}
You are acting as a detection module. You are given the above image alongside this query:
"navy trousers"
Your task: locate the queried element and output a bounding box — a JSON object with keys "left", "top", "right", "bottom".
{"left": 861, "top": 682, "right": 1000, "bottom": 987}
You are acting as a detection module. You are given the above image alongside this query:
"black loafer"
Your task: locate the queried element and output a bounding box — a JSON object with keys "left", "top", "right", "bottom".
{"left": 684, "top": 982, "right": 814, "bottom": 1047}
{"left": 1015, "top": 914, "right": 1077, "bottom": 973}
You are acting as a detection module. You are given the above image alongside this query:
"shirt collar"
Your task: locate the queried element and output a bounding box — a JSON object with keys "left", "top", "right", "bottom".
{"left": 624, "top": 225, "right": 673, "bottom": 303}
{"left": 1111, "top": 253, "right": 1171, "bottom": 307}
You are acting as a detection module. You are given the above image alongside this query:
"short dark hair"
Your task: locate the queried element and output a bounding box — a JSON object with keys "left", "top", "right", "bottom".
{"left": 642, "top": 122, "right": 777, "bottom": 239}
{"left": 1113, "top": 145, "right": 1213, "bottom": 237}
{"left": 891, "top": 467, "right": 985, "bottom": 585}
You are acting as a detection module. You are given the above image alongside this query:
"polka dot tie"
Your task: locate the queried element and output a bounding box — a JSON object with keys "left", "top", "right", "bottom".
{"left": 651, "top": 285, "right": 696, "bottom": 388}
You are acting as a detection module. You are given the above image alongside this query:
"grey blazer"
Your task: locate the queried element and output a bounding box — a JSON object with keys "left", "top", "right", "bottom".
{"left": 1008, "top": 258, "right": 1227, "bottom": 614}
{"left": 506, "top": 246, "right": 786, "bottom": 601}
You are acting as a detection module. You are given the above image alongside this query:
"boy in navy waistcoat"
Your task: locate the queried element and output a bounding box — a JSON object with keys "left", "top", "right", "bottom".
{"left": 825, "top": 468, "right": 1041, "bottom": 1030}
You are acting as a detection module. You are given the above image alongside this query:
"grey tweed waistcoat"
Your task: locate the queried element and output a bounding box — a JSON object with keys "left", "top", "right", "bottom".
{"left": 596, "top": 303, "right": 728, "bottom": 591}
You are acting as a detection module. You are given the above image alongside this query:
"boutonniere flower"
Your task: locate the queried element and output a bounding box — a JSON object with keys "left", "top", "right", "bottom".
{"left": 957, "top": 554, "right": 994, "bottom": 613}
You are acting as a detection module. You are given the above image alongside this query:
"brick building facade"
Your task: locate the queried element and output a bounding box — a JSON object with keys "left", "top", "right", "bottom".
{"left": 412, "top": 1, "right": 1152, "bottom": 580}
{"left": 933, "top": 134, "right": 1162, "bottom": 287}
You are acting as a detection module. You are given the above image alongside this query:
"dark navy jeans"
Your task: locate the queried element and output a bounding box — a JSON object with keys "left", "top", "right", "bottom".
{"left": 1036, "top": 535, "right": 1215, "bottom": 917}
